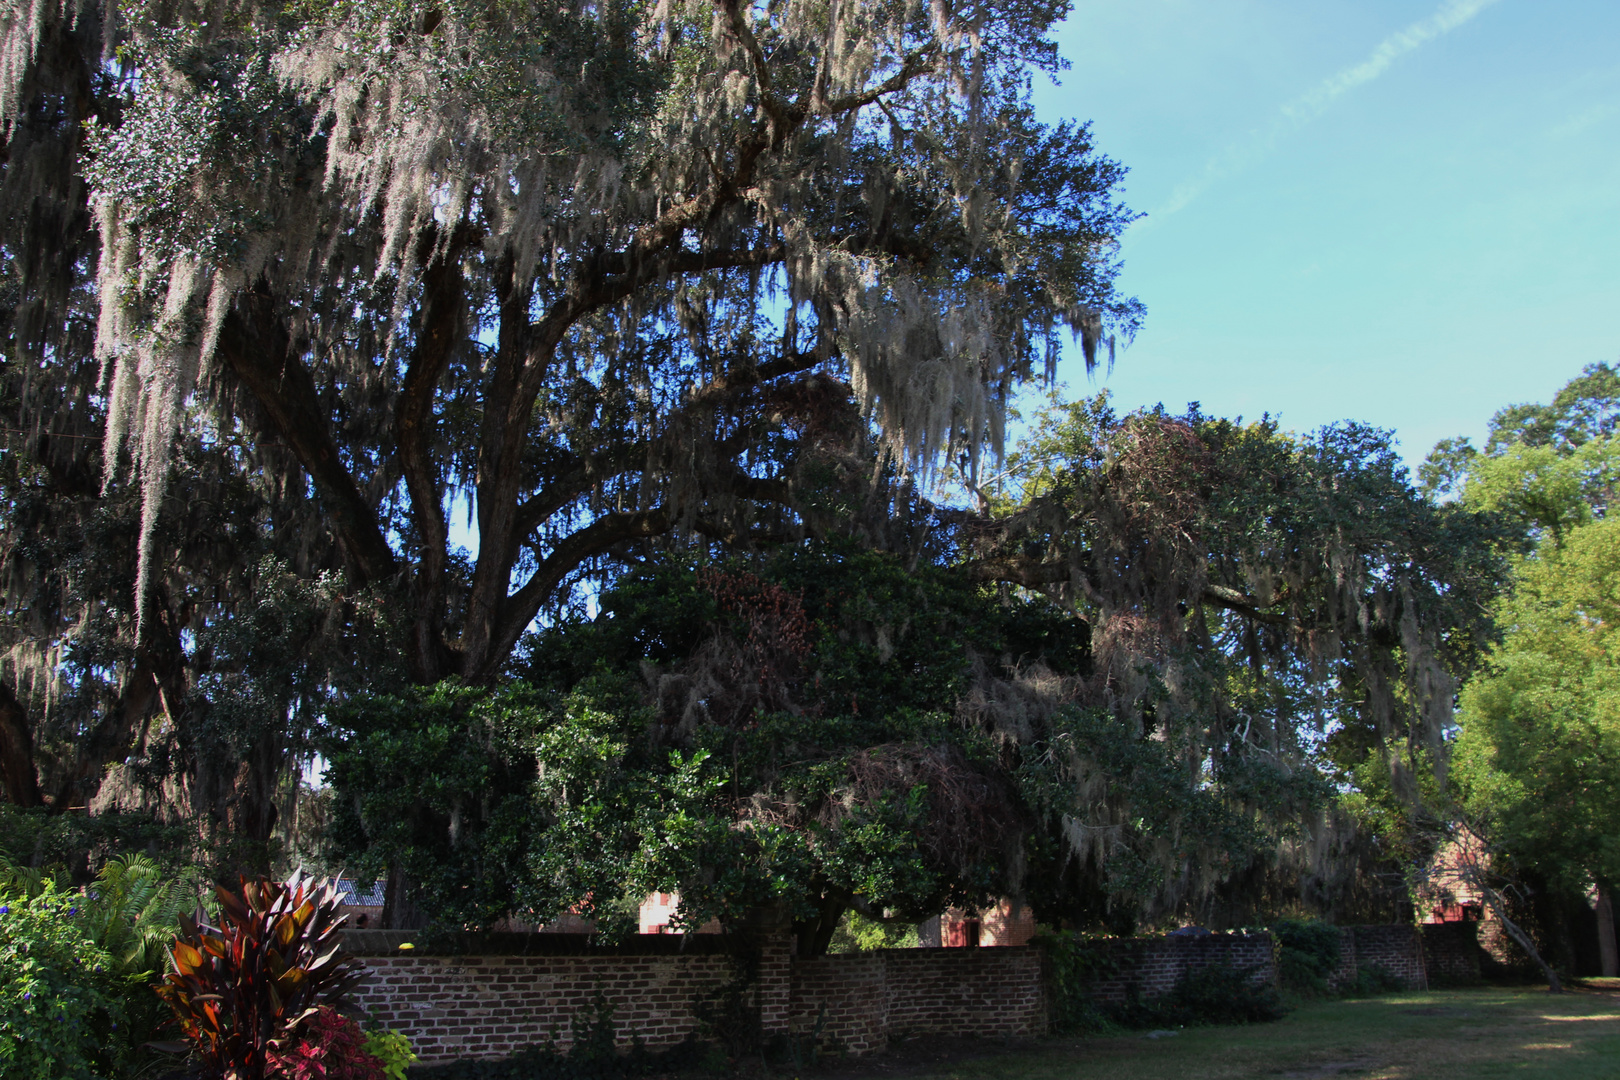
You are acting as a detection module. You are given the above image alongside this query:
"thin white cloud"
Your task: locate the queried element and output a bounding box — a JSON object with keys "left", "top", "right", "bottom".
{"left": 1548, "top": 101, "right": 1620, "bottom": 141}
{"left": 1146, "top": 0, "right": 1504, "bottom": 224}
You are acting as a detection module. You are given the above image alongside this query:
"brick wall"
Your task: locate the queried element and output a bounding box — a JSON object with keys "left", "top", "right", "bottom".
{"left": 347, "top": 935, "right": 749, "bottom": 1063}
{"left": 345, "top": 929, "right": 1301, "bottom": 1064}
{"left": 789, "top": 947, "right": 1047, "bottom": 1054}
{"left": 1077, "top": 933, "right": 1276, "bottom": 1004}
{"left": 1420, "top": 921, "right": 1483, "bottom": 984}
{"left": 347, "top": 935, "right": 1046, "bottom": 1063}
{"left": 1328, "top": 926, "right": 1427, "bottom": 989}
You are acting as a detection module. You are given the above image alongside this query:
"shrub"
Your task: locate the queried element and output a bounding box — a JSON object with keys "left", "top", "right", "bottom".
{"left": 362, "top": 1029, "right": 418, "bottom": 1080}
{"left": 1166, "top": 962, "right": 1289, "bottom": 1024}
{"left": 1272, "top": 920, "right": 1342, "bottom": 996}
{"left": 1110, "top": 962, "right": 1289, "bottom": 1029}
{"left": 1, "top": 852, "right": 203, "bottom": 1076}
{"left": 0, "top": 881, "right": 127, "bottom": 1080}
{"left": 268, "top": 1006, "right": 387, "bottom": 1079}
{"left": 1033, "top": 931, "right": 1122, "bottom": 1033}
{"left": 155, "top": 873, "right": 367, "bottom": 1080}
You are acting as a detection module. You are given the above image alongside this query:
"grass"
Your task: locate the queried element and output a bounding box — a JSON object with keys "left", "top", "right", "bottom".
{"left": 870, "top": 988, "right": 1620, "bottom": 1080}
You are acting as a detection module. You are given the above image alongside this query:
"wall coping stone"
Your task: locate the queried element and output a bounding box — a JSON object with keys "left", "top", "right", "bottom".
{"left": 343, "top": 930, "right": 735, "bottom": 956}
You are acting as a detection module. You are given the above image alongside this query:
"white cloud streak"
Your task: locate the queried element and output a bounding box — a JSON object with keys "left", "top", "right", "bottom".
{"left": 1147, "top": 0, "right": 1504, "bottom": 224}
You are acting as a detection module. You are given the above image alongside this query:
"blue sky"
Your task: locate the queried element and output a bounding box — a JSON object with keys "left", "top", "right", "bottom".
{"left": 1030, "top": 0, "right": 1620, "bottom": 471}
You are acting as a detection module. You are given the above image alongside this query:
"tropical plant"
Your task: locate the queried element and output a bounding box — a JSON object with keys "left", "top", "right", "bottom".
{"left": 155, "top": 873, "right": 367, "bottom": 1080}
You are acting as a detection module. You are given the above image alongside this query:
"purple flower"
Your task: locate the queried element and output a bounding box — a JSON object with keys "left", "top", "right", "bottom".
{"left": 66, "top": 907, "right": 78, "bottom": 916}
{"left": 0, "top": 905, "right": 9, "bottom": 914}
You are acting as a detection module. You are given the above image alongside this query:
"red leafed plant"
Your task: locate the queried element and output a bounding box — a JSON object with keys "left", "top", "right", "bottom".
{"left": 154, "top": 872, "right": 367, "bottom": 1080}
{"left": 266, "top": 1006, "right": 385, "bottom": 1080}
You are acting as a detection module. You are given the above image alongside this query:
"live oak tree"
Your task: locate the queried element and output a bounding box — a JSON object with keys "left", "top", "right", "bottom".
{"left": 0, "top": 0, "right": 1139, "bottom": 833}
{"left": 324, "top": 400, "right": 1505, "bottom": 942}
{"left": 0, "top": 0, "right": 1504, "bottom": 932}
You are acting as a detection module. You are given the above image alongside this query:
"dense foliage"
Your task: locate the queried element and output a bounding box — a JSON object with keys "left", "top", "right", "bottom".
{"left": 327, "top": 544, "right": 1079, "bottom": 949}
{"left": 0, "top": 881, "right": 127, "bottom": 1080}
{"left": 325, "top": 398, "right": 1505, "bottom": 943}
{"left": 0, "top": 853, "right": 199, "bottom": 1078}
{"left": 1431, "top": 363, "right": 1620, "bottom": 975}
{"left": 0, "top": 0, "right": 1140, "bottom": 872}
{"left": 1453, "top": 521, "right": 1620, "bottom": 898}
{"left": 0, "top": 0, "right": 1525, "bottom": 945}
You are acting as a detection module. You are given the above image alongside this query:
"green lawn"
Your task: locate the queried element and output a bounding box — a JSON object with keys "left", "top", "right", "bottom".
{"left": 882, "top": 988, "right": 1620, "bottom": 1080}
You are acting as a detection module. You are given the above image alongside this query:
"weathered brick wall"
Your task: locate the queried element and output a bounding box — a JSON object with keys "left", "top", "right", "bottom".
{"left": 345, "top": 930, "right": 1305, "bottom": 1064}
{"left": 789, "top": 947, "right": 1047, "bottom": 1054}
{"left": 349, "top": 936, "right": 1045, "bottom": 1063}
{"left": 348, "top": 937, "right": 748, "bottom": 1063}
{"left": 1077, "top": 933, "right": 1276, "bottom": 1004}
{"left": 789, "top": 952, "right": 887, "bottom": 1053}
{"left": 1421, "top": 922, "right": 1483, "bottom": 984}
{"left": 1328, "top": 926, "right": 1427, "bottom": 989}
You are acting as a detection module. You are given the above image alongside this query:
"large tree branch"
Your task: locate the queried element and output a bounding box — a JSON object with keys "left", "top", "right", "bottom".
{"left": 49, "top": 587, "right": 187, "bottom": 810}
{"left": 462, "top": 252, "right": 535, "bottom": 673}
{"left": 961, "top": 555, "right": 1074, "bottom": 588}
{"left": 396, "top": 236, "right": 466, "bottom": 681}
{"left": 815, "top": 45, "right": 939, "bottom": 116}
{"left": 1200, "top": 583, "right": 1292, "bottom": 627}
{"left": 480, "top": 508, "right": 672, "bottom": 681}
{"left": 512, "top": 443, "right": 649, "bottom": 543}
{"left": 714, "top": 0, "right": 800, "bottom": 138}
{"left": 461, "top": 242, "right": 787, "bottom": 674}
{"left": 217, "top": 288, "right": 396, "bottom": 586}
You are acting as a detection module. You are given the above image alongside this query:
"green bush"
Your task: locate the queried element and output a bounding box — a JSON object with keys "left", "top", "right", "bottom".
{"left": 826, "top": 910, "right": 920, "bottom": 953}
{"left": 1272, "top": 920, "right": 1342, "bottom": 995}
{"left": 364, "top": 1028, "right": 420, "bottom": 1080}
{"left": 1034, "top": 931, "right": 1123, "bottom": 1033}
{"left": 1110, "top": 962, "right": 1289, "bottom": 1029}
{"left": 1, "top": 852, "right": 204, "bottom": 1076}
{"left": 1168, "top": 962, "right": 1289, "bottom": 1025}
{"left": 0, "top": 881, "right": 128, "bottom": 1080}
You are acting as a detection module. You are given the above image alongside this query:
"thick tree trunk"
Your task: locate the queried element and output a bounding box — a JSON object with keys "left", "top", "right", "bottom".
{"left": 1596, "top": 886, "right": 1618, "bottom": 978}
{"left": 51, "top": 588, "right": 188, "bottom": 811}
{"left": 382, "top": 864, "right": 429, "bottom": 930}
{"left": 0, "top": 681, "right": 42, "bottom": 807}
{"left": 791, "top": 887, "right": 849, "bottom": 957}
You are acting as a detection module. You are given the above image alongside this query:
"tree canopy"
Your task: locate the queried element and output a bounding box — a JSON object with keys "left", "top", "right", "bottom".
{"left": 0, "top": 0, "right": 1512, "bottom": 941}
{"left": 1440, "top": 364, "right": 1620, "bottom": 965}
{"left": 0, "top": 0, "right": 1139, "bottom": 843}
{"left": 324, "top": 399, "right": 1504, "bottom": 943}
